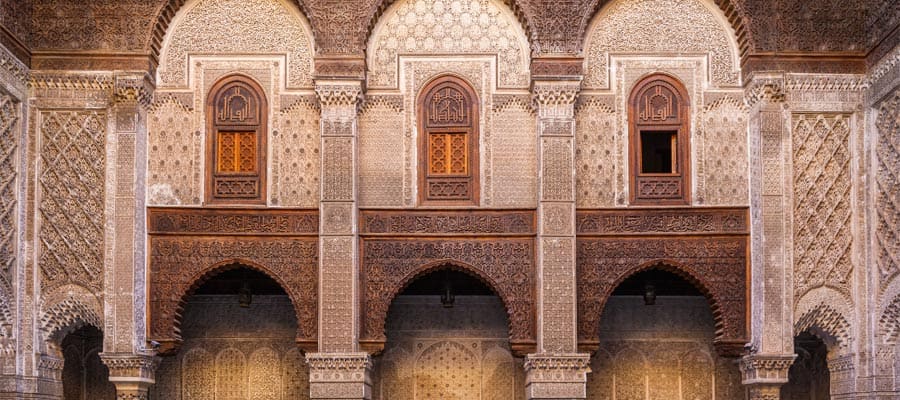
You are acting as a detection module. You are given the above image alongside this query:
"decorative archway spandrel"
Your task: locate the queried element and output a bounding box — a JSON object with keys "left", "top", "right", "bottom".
{"left": 576, "top": 208, "right": 749, "bottom": 357}
{"left": 147, "top": 207, "right": 318, "bottom": 354}
{"left": 361, "top": 239, "right": 536, "bottom": 351}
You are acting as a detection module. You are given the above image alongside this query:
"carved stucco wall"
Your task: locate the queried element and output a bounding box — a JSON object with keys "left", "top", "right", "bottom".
{"left": 371, "top": 295, "right": 525, "bottom": 400}
{"left": 149, "top": 0, "right": 318, "bottom": 207}
{"left": 876, "top": 88, "right": 900, "bottom": 299}
{"left": 582, "top": 0, "right": 740, "bottom": 90}
{"left": 792, "top": 114, "right": 853, "bottom": 305}
{"left": 38, "top": 111, "right": 106, "bottom": 294}
{"left": 366, "top": 0, "right": 530, "bottom": 90}
{"left": 358, "top": 59, "right": 537, "bottom": 209}
{"left": 157, "top": 0, "right": 314, "bottom": 89}
{"left": 150, "top": 295, "right": 310, "bottom": 400}
{"left": 0, "top": 92, "right": 17, "bottom": 338}
{"left": 586, "top": 296, "right": 743, "bottom": 400}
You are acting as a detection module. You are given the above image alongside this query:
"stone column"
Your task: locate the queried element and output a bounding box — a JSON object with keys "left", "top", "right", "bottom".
{"left": 309, "top": 80, "right": 371, "bottom": 399}
{"left": 528, "top": 77, "right": 590, "bottom": 399}
{"left": 99, "top": 353, "right": 158, "bottom": 400}
{"left": 741, "top": 73, "right": 795, "bottom": 398}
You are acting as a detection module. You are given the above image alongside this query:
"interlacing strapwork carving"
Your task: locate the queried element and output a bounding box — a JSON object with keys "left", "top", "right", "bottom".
{"left": 575, "top": 98, "right": 616, "bottom": 208}
{"left": 698, "top": 97, "right": 748, "bottom": 206}
{"left": 877, "top": 89, "right": 900, "bottom": 290}
{"left": 0, "top": 94, "right": 16, "bottom": 311}
{"left": 39, "top": 111, "right": 106, "bottom": 293}
{"left": 792, "top": 115, "right": 852, "bottom": 303}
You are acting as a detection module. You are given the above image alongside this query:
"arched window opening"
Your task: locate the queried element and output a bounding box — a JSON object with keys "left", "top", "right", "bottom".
{"left": 586, "top": 268, "right": 743, "bottom": 400}
{"left": 782, "top": 332, "right": 830, "bottom": 400}
{"left": 628, "top": 74, "right": 691, "bottom": 205}
{"left": 206, "top": 75, "right": 268, "bottom": 204}
{"left": 418, "top": 76, "right": 479, "bottom": 206}
{"left": 149, "top": 266, "right": 309, "bottom": 400}
{"left": 61, "top": 325, "right": 115, "bottom": 400}
{"left": 372, "top": 268, "right": 524, "bottom": 400}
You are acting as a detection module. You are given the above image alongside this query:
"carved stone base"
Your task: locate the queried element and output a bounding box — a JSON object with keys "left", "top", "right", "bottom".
{"left": 741, "top": 354, "right": 796, "bottom": 400}
{"left": 524, "top": 353, "right": 591, "bottom": 400}
{"left": 99, "top": 353, "right": 158, "bottom": 400}
{"left": 307, "top": 352, "right": 372, "bottom": 400}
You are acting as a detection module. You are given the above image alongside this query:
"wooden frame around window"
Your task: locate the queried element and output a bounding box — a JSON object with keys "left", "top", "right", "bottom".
{"left": 205, "top": 74, "right": 268, "bottom": 205}
{"left": 418, "top": 75, "right": 480, "bottom": 206}
{"left": 628, "top": 73, "right": 691, "bottom": 205}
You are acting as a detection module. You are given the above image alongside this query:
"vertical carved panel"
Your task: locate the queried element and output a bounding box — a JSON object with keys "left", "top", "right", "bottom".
{"left": 215, "top": 348, "right": 246, "bottom": 400}
{"left": 615, "top": 348, "right": 647, "bottom": 400}
{"left": 271, "top": 100, "right": 320, "bottom": 207}
{"left": 699, "top": 97, "right": 749, "bottom": 206}
{"left": 248, "top": 347, "right": 280, "bottom": 400}
{"left": 0, "top": 94, "right": 16, "bottom": 304}
{"left": 39, "top": 111, "right": 106, "bottom": 293}
{"left": 877, "top": 89, "right": 900, "bottom": 290}
{"left": 681, "top": 351, "right": 714, "bottom": 400}
{"left": 586, "top": 349, "right": 613, "bottom": 400}
{"left": 283, "top": 348, "right": 310, "bottom": 400}
{"left": 358, "top": 96, "right": 405, "bottom": 207}
{"left": 148, "top": 97, "right": 199, "bottom": 205}
{"left": 322, "top": 137, "right": 353, "bottom": 201}
{"left": 482, "top": 347, "right": 515, "bottom": 400}
{"left": 792, "top": 115, "right": 852, "bottom": 303}
{"left": 491, "top": 96, "right": 537, "bottom": 208}
{"left": 575, "top": 99, "right": 617, "bottom": 208}
{"left": 182, "top": 348, "right": 214, "bottom": 400}
{"left": 542, "top": 137, "right": 574, "bottom": 202}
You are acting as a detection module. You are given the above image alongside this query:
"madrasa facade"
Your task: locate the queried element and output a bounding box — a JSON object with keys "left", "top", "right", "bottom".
{"left": 0, "top": 0, "right": 897, "bottom": 399}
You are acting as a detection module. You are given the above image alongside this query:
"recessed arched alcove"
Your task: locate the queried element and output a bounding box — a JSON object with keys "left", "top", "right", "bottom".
{"left": 149, "top": 265, "right": 309, "bottom": 400}
{"left": 61, "top": 325, "right": 115, "bottom": 400}
{"left": 585, "top": 268, "right": 744, "bottom": 400}
{"left": 371, "top": 267, "right": 525, "bottom": 400}
{"left": 781, "top": 332, "right": 831, "bottom": 400}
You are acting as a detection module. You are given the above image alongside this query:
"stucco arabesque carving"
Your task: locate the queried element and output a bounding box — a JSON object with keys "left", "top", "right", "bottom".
{"left": 114, "top": 74, "right": 155, "bottom": 107}
{"left": 532, "top": 81, "right": 581, "bottom": 119}
{"left": 315, "top": 83, "right": 363, "bottom": 110}
{"left": 744, "top": 74, "right": 786, "bottom": 107}
{"left": 100, "top": 352, "right": 160, "bottom": 380}
{"left": 306, "top": 353, "right": 373, "bottom": 371}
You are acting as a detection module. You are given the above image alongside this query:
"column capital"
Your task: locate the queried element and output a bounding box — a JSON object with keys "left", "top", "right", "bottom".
{"left": 524, "top": 353, "right": 591, "bottom": 400}
{"left": 740, "top": 353, "right": 795, "bottom": 385}
{"left": 114, "top": 73, "right": 154, "bottom": 108}
{"left": 307, "top": 352, "right": 372, "bottom": 400}
{"left": 99, "top": 352, "right": 159, "bottom": 400}
{"left": 744, "top": 72, "right": 786, "bottom": 107}
{"left": 315, "top": 80, "right": 363, "bottom": 108}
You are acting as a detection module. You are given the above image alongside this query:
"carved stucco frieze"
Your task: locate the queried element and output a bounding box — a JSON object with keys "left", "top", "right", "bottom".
{"left": 307, "top": 352, "right": 372, "bottom": 400}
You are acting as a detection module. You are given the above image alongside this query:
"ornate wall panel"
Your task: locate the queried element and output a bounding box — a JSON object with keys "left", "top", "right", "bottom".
{"left": 740, "top": 0, "right": 866, "bottom": 54}
{"left": 575, "top": 96, "right": 617, "bottom": 208}
{"left": 585, "top": 297, "right": 743, "bottom": 400}
{"left": 157, "top": 0, "right": 314, "bottom": 89}
{"left": 358, "top": 95, "right": 405, "bottom": 207}
{"left": 271, "top": 98, "right": 320, "bottom": 207}
{"left": 151, "top": 296, "right": 309, "bottom": 400}
{"left": 147, "top": 208, "right": 318, "bottom": 353}
{"left": 490, "top": 95, "right": 537, "bottom": 208}
{"left": 792, "top": 114, "right": 852, "bottom": 304}
{"left": 371, "top": 296, "right": 524, "bottom": 400}
{"left": 583, "top": 0, "right": 739, "bottom": 89}
{"left": 147, "top": 96, "right": 199, "bottom": 205}
{"left": 38, "top": 111, "right": 107, "bottom": 294}
{"left": 576, "top": 208, "right": 749, "bottom": 356}
{"left": 31, "top": 0, "right": 157, "bottom": 51}
{"left": 697, "top": 96, "right": 749, "bottom": 206}
{"left": 877, "top": 88, "right": 900, "bottom": 293}
{"left": 0, "top": 93, "right": 16, "bottom": 333}
{"left": 367, "top": 0, "right": 530, "bottom": 89}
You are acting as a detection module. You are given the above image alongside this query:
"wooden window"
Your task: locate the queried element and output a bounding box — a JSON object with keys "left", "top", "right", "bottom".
{"left": 418, "top": 76, "right": 479, "bottom": 205}
{"left": 206, "top": 75, "right": 267, "bottom": 204}
{"left": 628, "top": 74, "right": 691, "bottom": 205}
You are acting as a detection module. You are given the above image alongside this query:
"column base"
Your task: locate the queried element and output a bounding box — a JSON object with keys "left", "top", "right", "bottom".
{"left": 307, "top": 352, "right": 372, "bottom": 400}
{"left": 524, "top": 353, "right": 591, "bottom": 400}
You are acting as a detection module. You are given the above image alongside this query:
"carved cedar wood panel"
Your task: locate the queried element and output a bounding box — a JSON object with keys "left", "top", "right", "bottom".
{"left": 576, "top": 208, "right": 749, "bottom": 357}
{"left": 360, "top": 210, "right": 537, "bottom": 354}
{"left": 148, "top": 208, "right": 318, "bottom": 354}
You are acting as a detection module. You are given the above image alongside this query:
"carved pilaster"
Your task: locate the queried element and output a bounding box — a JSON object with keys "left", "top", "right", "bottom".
{"left": 741, "top": 353, "right": 795, "bottom": 400}
{"left": 524, "top": 354, "right": 590, "bottom": 400}
{"left": 316, "top": 81, "right": 362, "bottom": 354}
{"left": 306, "top": 352, "right": 372, "bottom": 400}
{"left": 100, "top": 353, "right": 159, "bottom": 400}
{"left": 530, "top": 78, "right": 588, "bottom": 399}
{"left": 744, "top": 73, "right": 793, "bottom": 357}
